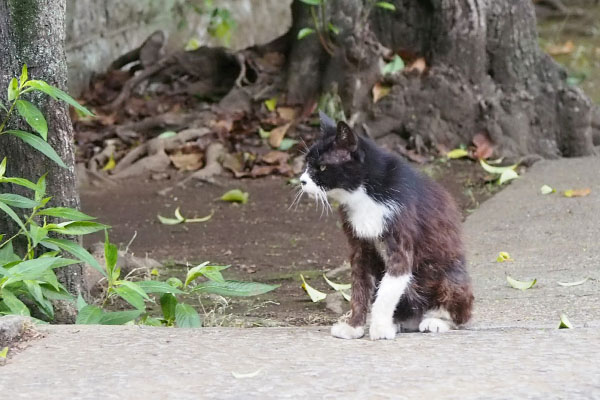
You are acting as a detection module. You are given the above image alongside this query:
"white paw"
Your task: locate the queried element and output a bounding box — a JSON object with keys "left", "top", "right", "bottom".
{"left": 419, "top": 318, "right": 451, "bottom": 333}
{"left": 369, "top": 320, "right": 397, "bottom": 340}
{"left": 331, "top": 322, "right": 365, "bottom": 339}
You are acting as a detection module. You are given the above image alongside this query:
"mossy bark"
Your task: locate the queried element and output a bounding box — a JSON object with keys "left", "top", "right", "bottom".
{"left": 0, "top": 0, "right": 84, "bottom": 303}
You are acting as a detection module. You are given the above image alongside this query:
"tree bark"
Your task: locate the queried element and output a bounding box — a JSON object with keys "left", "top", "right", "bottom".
{"left": 283, "top": 0, "right": 598, "bottom": 158}
{"left": 0, "top": 0, "right": 83, "bottom": 298}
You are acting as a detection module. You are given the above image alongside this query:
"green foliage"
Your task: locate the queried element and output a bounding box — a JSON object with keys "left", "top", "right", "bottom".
{"left": 181, "top": 1, "right": 237, "bottom": 48}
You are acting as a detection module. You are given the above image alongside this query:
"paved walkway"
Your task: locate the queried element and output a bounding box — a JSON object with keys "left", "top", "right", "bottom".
{"left": 2, "top": 156, "right": 599, "bottom": 399}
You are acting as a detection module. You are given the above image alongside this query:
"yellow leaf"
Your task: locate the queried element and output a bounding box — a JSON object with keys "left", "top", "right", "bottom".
{"left": 506, "top": 275, "right": 537, "bottom": 290}
{"left": 480, "top": 159, "right": 517, "bottom": 175}
{"left": 499, "top": 169, "right": 519, "bottom": 185}
{"left": 323, "top": 274, "right": 351, "bottom": 291}
{"left": 372, "top": 83, "right": 391, "bottom": 103}
{"left": 300, "top": 274, "right": 326, "bottom": 302}
{"left": 540, "top": 185, "right": 555, "bottom": 195}
{"left": 446, "top": 149, "right": 469, "bottom": 159}
{"left": 264, "top": 97, "right": 277, "bottom": 112}
{"left": 558, "top": 313, "right": 573, "bottom": 329}
{"left": 496, "top": 251, "right": 513, "bottom": 262}
{"left": 563, "top": 188, "right": 591, "bottom": 198}
{"left": 102, "top": 154, "right": 116, "bottom": 171}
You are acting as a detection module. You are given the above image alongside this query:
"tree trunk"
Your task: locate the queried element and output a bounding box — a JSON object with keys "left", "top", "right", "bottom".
{"left": 283, "top": 0, "right": 598, "bottom": 158}
{"left": 0, "top": 0, "right": 84, "bottom": 298}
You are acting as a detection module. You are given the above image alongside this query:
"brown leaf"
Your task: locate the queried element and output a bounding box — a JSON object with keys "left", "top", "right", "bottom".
{"left": 261, "top": 151, "right": 289, "bottom": 165}
{"left": 268, "top": 122, "right": 291, "bottom": 148}
{"left": 169, "top": 152, "right": 203, "bottom": 171}
{"left": 405, "top": 57, "right": 427, "bottom": 74}
{"left": 396, "top": 145, "right": 430, "bottom": 164}
{"left": 472, "top": 132, "right": 494, "bottom": 160}
{"left": 372, "top": 83, "right": 391, "bottom": 103}
{"left": 222, "top": 152, "right": 244, "bottom": 174}
{"left": 277, "top": 107, "right": 298, "bottom": 122}
{"left": 546, "top": 40, "right": 574, "bottom": 56}
{"left": 563, "top": 188, "right": 591, "bottom": 198}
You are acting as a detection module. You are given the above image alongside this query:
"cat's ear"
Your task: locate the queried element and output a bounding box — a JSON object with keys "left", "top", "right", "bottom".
{"left": 319, "top": 110, "right": 336, "bottom": 137}
{"left": 335, "top": 121, "right": 358, "bottom": 151}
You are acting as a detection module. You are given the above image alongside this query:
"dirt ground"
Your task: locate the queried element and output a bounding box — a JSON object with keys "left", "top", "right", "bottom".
{"left": 81, "top": 159, "right": 497, "bottom": 327}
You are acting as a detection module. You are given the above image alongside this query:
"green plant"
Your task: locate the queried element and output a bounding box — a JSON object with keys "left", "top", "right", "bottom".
{"left": 180, "top": 0, "right": 237, "bottom": 49}
{"left": 297, "top": 0, "right": 396, "bottom": 55}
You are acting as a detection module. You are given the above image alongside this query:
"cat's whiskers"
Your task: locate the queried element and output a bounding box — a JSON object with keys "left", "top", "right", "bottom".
{"left": 288, "top": 186, "right": 304, "bottom": 210}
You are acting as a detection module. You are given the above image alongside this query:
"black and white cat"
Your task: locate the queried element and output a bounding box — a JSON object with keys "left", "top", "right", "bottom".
{"left": 299, "top": 112, "right": 473, "bottom": 340}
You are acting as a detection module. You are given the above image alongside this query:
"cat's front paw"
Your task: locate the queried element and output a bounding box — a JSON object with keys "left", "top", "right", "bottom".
{"left": 331, "top": 322, "right": 365, "bottom": 339}
{"left": 369, "top": 320, "right": 397, "bottom": 340}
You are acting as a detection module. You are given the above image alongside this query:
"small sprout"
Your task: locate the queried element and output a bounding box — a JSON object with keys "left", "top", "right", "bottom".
{"left": 221, "top": 189, "right": 249, "bottom": 204}
{"left": 506, "top": 275, "right": 537, "bottom": 290}
{"left": 297, "top": 27, "right": 316, "bottom": 40}
{"left": 563, "top": 188, "right": 591, "bottom": 198}
{"left": 557, "top": 278, "right": 588, "bottom": 287}
{"left": 540, "top": 185, "right": 555, "bottom": 195}
{"left": 558, "top": 313, "right": 573, "bottom": 329}
{"left": 446, "top": 149, "right": 469, "bottom": 159}
{"left": 496, "top": 252, "right": 513, "bottom": 262}
{"left": 300, "top": 274, "right": 326, "bottom": 302}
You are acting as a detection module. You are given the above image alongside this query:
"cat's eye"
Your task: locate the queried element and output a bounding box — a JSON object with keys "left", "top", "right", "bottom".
{"left": 320, "top": 165, "right": 327, "bottom": 172}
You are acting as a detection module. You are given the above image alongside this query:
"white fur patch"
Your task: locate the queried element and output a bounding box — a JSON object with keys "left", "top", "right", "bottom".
{"left": 300, "top": 170, "right": 320, "bottom": 196}
{"left": 419, "top": 308, "right": 455, "bottom": 333}
{"left": 328, "top": 186, "right": 397, "bottom": 238}
{"left": 331, "top": 322, "right": 365, "bottom": 339}
{"left": 369, "top": 274, "right": 411, "bottom": 340}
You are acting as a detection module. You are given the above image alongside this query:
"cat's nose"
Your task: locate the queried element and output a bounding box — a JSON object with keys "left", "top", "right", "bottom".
{"left": 300, "top": 179, "right": 307, "bottom": 185}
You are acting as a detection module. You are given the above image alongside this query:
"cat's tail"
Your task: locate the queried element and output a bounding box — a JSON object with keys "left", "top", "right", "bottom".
{"left": 438, "top": 258, "right": 474, "bottom": 326}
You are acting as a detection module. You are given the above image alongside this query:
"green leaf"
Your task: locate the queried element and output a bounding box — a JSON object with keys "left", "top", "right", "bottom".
{"left": 34, "top": 174, "right": 47, "bottom": 203}
{"left": 19, "top": 64, "right": 28, "bottom": 87}
{"left": 42, "top": 238, "right": 105, "bottom": 277}
{"left": 25, "top": 80, "right": 94, "bottom": 117}
{"left": 0, "top": 346, "right": 8, "bottom": 360}
{"left": 41, "top": 285, "right": 74, "bottom": 302}
{"left": 264, "top": 97, "right": 277, "bottom": 112}
{"left": 0, "top": 193, "right": 38, "bottom": 208}
{"left": 300, "top": 274, "right": 326, "bottom": 302}
{"left": 328, "top": 23, "right": 340, "bottom": 35}
{"left": 4, "top": 130, "right": 66, "bottom": 168}
{"left": 117, "top": 281, "right": 151, "bottom": 302}
{"left": 37, "top": 207, "right": 96, "bottom": 221}
{"left": 375, "top": 1, "right": 396, "bottom": 11}
{"left": 221, "top": 189, "right": 249, "bottom": 204}
{"left": 506, "top": 275, "right": 537, "bottom": 290}
{"left": 479, "top": 159, "right": 517, "bottom": 175}
{"left": 200, "top": 265, "right": 231, "bottom": 283}
{"left": 136, "top": 280, "right": 185, "bottom": 295}
{"left": 185, "top": 210, "right": 214, "bottom": 223}
{"left": 278, "top": 138, "right": 299, "bottom": 151}
{"left": 323, "top": 274, "right": 351, "bottom": 291}
{"left": 7, "top": 257, "right": 61, "bottom": 280}
{"left": 76, "top": 294, "right": 87, "bottom": 312}
{"left": 76, "top": 305, "right": 104, "bottom": 324}
{"left": 15, "top": 100, "right": 48, "bottom": 140}
{"left": 114, "top": 285, "right": 146, "bottom": 310}
{"left": 0, "top": 157, "right": 6, "bottom": 178}
{"left": 558, "top": 313, "right": 574, "bottom": 329}
{"left": 258, "top": 128, "right": 271, "bottom": 139}
{"left": 297, "top": 27, "right": 316, "bottom": 40}
{"left": 0, "top": 177, "right": 40, "bottom": 191}
{"left": 1, "top": 289, "right": 30, "bottom": 316}
{"left": 0, "top": 201, "right": 27, "bottom": 233}
{"left": 184, "top": 261, "right": 210, "bottom": 287}
{"left": 29, "top": 222, "right": 48, "bottom": 247}
{"left": 499, "top": 169, "right": 519, "bottom": 185}
{"left": 104, "top": 235, "right": 118, "bottom": 279}
{"left": 192, "top": 280, "right": 279, "bottom": 297}
{"left": 175, "top": 303, "right": 202, "bottom": 328}
{"left": 160, "top": 293, "right": 177, "bottom": 322}
{"left": 557, "top": 278, "right": 588, "bottom": 287}
{"left": 447, "top": 149, "right": 469, "bottom": 159}
{"left": 157, "top": 130, "right": 177, "bottom": 139}
{"left": 100, "top": 310, "right": 143, "bottom": 325}
{"left": 48, "top": 221, "right": 109, "bottom": 235}
{"left": 24, "top": 280, "right": 53, "bottom": 319}
{"left": 0, "top": 242, "right": 20, "bottom": 266}
{"left": 382, "top": 55, "right": 405, "bottom": 75}
{"left": 341, "top": 290, "right": 351, "bottom": 301}
{"left": 157, "top": 215, "right": 183, "bottom": 225}
{"left": 540, "top": 185, "right": 555, "bottom": 195}
{"left": 299, "top": 0, "right": 320, "bottom": 5}
{"left": 7, "top": 78, "right": 18, "bottom": 101}
{"left": 166, "top": 277, "right": 183, "bottom": 288}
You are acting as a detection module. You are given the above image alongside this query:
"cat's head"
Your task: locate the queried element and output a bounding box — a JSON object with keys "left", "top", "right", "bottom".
{"left": 300, "top": 111, "right": 365, "bottom": 198}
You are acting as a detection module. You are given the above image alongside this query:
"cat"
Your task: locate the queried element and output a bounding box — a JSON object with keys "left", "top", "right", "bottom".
{"left": 299, "top": 111, "right": 473, "bottom": 340}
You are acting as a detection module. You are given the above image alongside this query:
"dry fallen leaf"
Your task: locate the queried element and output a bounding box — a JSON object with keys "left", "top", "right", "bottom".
{"left": 261, "top": 151, "right": 289, "bottom": 165}
{"left": 372, "top": 83, "right": 391, "bottom": 103}
{"left": 405, "top": 57, "right": 426, "bottom": 73}
{"left": 268, "top": 122, "right": 291, "bottom": 149}
{"left": 277, "top": 107, "right": 297, "bottom": 121}
{"left": 472, "top": 132, "right": 494, "bottom": 160}
{"left": 169, "top": 152, "right": 203, "bottom": 171}
{"left": 563, "top": 188, "right": 591, "bottom": 198}
{"left": 546, "top": 40, "right": 574, "bottom": 56}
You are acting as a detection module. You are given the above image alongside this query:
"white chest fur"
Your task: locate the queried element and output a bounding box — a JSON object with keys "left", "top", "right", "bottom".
{"left": 328, "top": 186, "right": 397, "bottom": 239}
